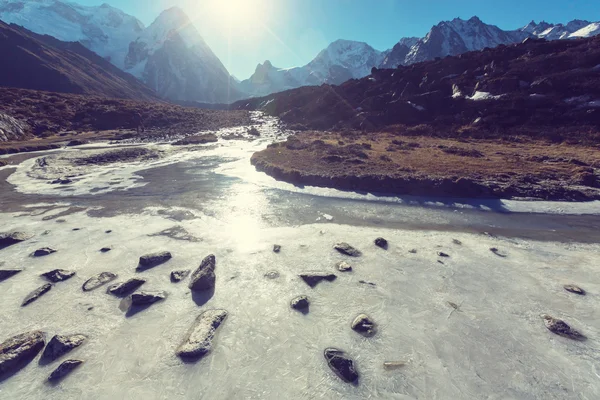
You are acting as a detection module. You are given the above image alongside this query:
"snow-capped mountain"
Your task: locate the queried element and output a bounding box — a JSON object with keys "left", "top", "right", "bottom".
{"left": 124, "top": 7, "right": 240, "bottom": 103}
{"left": 240, "top": 40, "right": 384, "bottom": 97}
{"left": 0, "top": 0, "right": 144, "bottom": 69}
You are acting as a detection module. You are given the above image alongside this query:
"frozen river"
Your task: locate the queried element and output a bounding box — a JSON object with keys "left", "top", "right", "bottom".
{"left": 1, "top": 113, "right": 600, "bottom": 399}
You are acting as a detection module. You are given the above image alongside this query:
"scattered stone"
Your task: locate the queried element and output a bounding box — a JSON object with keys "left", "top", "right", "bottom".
{"left": 172, "top": 133, "right": 218, "bottom": 145}
{"left": 148, "top": 226, "right": 200, "bottom": 242}
{"left": 351, "top": 314, "right": 377, "bottom": 337}
{"left": 336, "top": 261, "right": 352, "bottom": 272}
{"left": 48, "top": 360, "right": 83, "bottom": 382}
{"left": 137, "top": 251, "right": 172, "bottom": 271}
{"left": 129, "top": 291, "right": 167, "bottom": 306}
{"left": 374, "top": 237, "right": 388, "bottom": 250}
{"left": 72, "top": 228, "right": 80, "bottom": 231}
{"left": 55, "top": 219, "right": 66, "bottom": 223}
{"left": 176, "top": 309, "right": 228, "bottom": 360}
{"left": 0, "top": 331, "right": 45, "bottom": 374}
{"left": 273, "top": 244, "right": 281, "bottom": 253}
{"left": 82, "top": 272, "right": 118, "bottom": 292}
{"left": 359, "top": 280, "right": 376, "bottom": 287}
{"left": 408, "top": 249, "right": 417, "bottom": 254}
{"left": 33, "top": 247, "right": 57, "bottom": 257}
{"left": 41, "top": 334, "right": 86, "bottom": 363}
{"left": 291, "top": 295, "right": 309, "bottom": 312}
{"left": 437, "top": 252, "right": 450, "bottom": 258}
{"left": 248, "top": 127, "right": 260, "bottom": 137}
{"left": 171, "top": 270, "right": 191, "bottom": 283}
{"left": 490, "top": 248, "right": 507, "bottom": 257}
{"left": 50, "top": 178, "right": 73, "bottom": 185}
{"left": 383, "top": 361, "right": 406, "bottom": 370}
{"left": 324, "top": 348, "right": 359, "bottom": 385}
{"left": 452, "top": 239, "right": 462, "bottom": 245}
{"left": 299, "top": 273, "right": 337, "bottom": 288}
{"left": 189, "top": 254, "right": 216, "bottom": 291}
{"left": 105, "top": 230, "right": 112, "bottom": 234}
{"left": 107, "top": 278, "right": 146, "bottom": 297}
{"left": 0, "top": 269, "right": 22, "bottom": 282}
{"left": 41, "top": 269, "right": 75, "bottom": 283}
{"left": 334, "top": 243, "right": 362, "bottom": 257}
{"left": 438, "top": 260, "right": 445, "bottom": 265}
{"left": 100, "top": 247, "right": 112, "bottom": 253}
{"left": 0, "top": 231, "right": 33, "bottom": 249}
{"left": 541, "top": 314, "right": 586, "bottom": 340}
{"left": 564, "top": 284, "right": 586, "bottom": 295}
{"left": 22, "top": 283, "right": 52, "bottom": 306}
{"left": 264, "top": 271, "right": 280, "bottom": 279}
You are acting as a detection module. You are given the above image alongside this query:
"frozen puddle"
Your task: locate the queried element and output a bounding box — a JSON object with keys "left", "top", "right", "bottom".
{"left": 1, "top": 208, "right": 599, "bottom": 399}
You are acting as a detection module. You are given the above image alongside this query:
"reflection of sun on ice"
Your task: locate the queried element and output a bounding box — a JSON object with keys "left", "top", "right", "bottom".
{"left": 203, "top": 0, "right": 270, "bottom": 28}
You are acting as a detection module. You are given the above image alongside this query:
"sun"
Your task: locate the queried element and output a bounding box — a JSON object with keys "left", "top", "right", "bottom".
{"left": 204, "top": 0, "right": 270, "bottom": 29}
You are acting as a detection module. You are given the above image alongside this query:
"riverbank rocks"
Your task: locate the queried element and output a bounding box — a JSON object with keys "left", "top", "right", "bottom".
{"left": 273, "top": 244, "right": 281, "bottom": 253}
{"left": 22, "top": 283, "right": 52, "bottom": 306}
{"left": 41, "top": 334, "right": 86, "bottom": 363}
{"left": 171, "top": 270, "right": 191, "bottom": 283}
{"left": 564, "top": 284, "right": 586, "bottom": 295}
{"left": 0, "top": 231, "right": 33, "bottom": 249}
{"left": 189, "top": 255, "right": 216, "bottom": 291}
{"left": 334, "top": 243, "right": 362, "bottom": 257}
{"left": 0, "top": 331, "right": 45, "bottom": 374}
{"left": 100, "top": 247, "right": 112, "bottom": 253}
{"left": 137, "top": 251, "right": 172, "bottom": 271}
{"left": 299, "top": 273, "right": 337, "bottom": 288}
{"left": 324, "top": 348, "right": 359, "bottom": 385}
{"left": 437, "top": 252, "right": 450, "bottom": 258}
{"left": 48, "top": 360, "right": 83, "bottom": 382}
{"left": 374, "top": 237, "right": 388, "bottom": 250}
{"left": 336, "top": 261, "right": 352, "bottom": 272}
{"left": 291, "top": 296, "right": 309, "bottom": 313}
{"left": 107, "top": 278, "right": 146, "bottom": 297}
{"left": 130, "top": 291, "right": 166, "bottom": 306}
{"left": 351, "top": 314, "right": 377, "bottom": 337}
{"left": 41, "top": 269, "right": 75, "bottom": 283}
{"left": 176, "top": 309, "right": 228, "bottom": 360}
{"left": 0, "top": 269, "right": 22, "bottom": 282}
{"left": 33, "top": 247, "right": 57, "bottom": 257}
{"left": 82, "top": 272, "right": 117, "bottom": 292}
{"left": 541, "top": 314, "right": 586, "bottom": 340}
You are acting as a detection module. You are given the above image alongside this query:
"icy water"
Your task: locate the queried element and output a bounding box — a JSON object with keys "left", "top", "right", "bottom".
{"left": 1, "top": 113, "right": 600, "bottom": 399}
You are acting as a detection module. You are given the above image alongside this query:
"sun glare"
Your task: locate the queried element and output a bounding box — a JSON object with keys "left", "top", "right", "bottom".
{"left": 204, "top": 0, "right": 270, "bottom": 30}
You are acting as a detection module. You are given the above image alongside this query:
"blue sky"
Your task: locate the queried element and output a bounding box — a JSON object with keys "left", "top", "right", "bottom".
{"left": 77, "top": 0, "right": 600, "bottom": 79}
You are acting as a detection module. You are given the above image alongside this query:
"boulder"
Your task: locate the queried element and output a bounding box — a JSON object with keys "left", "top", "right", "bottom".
{"left": 0, "top": 269, "right": 22, "bottom": 282}
{"left": 334, "top": 243, "right": 362, "bottom": 257}
{"left": 41, "top": 334, "right": 86, "bottom": 363}
{"left": 374, "top": 237, "right": 388, "bottom": 250}
{"left": 41, "top": 269, "right": 76, "bottom": 283}
{"left": 564, "top": 284, "right": 586, "bottom": 295}
{"left": 129, "top": 291, "right": 167, "bottom": 306}
{"left": 541, "top": 314, "right": 585, "bottom": 340}
{"left": 324, "top": 348, "right": 359, "bottom": 384}
{"left": 273, "top": 244, "right": 281, "bottom": 253}
{"left": 0, "top": 231, "right": 33, "bottom": 249}
{"left": 351, "top": 314, "right": 377, "bottom": 337}
{"left": 0, "top": 331, "right": 45, "bottom": 374}
{"left": 22, "top": 283, "right": 52, "bottom": 306}
{"left": 33, "top": 247, "right": 57, "bottom": 257}
{"left": 82, "top": 272, "right": 118, "bottom": 292}
{"left": 335, "top": 261, "right": 352, "bottom": 272}
{"left": 137, "top": 251, "right": 172, "bottom": 271}
{"left": 107, "top": 278, "right": 146, "bottom": 297}
{"left": 170, "top": 270, "right": 191, "bottom": 283}
{"left": 299, "top": 273, "right": 337, "bottom": 288}
{"left": 48, "top": 360, "right": 83, "bottom": 382}
{"left": 189, "top": 255, "right": 216, "bottom": 291}
{"left": 291, "top": 296, "right": 309, "bottom": 313}
{"left": 176, "top": 309, "right": 228, "bottom": 360}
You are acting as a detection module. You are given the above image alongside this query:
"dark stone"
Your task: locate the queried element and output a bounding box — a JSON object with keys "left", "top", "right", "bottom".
{"left": 324, "top": 348, "right": 359, "bottom": 384}
{"left": 100, "top": 247, "right": 112, "bottom": 253}
{"left": 291, "top": 295, "right": 309, "bottom": 313}
{"left": 48, "top": 360, "right": 83, "bottom": 382}
{"left": 273, "top": 244, "right": 281, "bottom": 253}
{"left": 437, "top": 252, "right": 450, "bottom": 258}
{"left": 336, "top": 261, "right": 352, "bottom": 272}
{"left": 490, "top": 248, "right": 507, "bottom": 257}
{"left": 299, "top": 273, "right": 337, "bottom": 288}
{"left": 0, "top": 269, "right": 22, "bottom": 282}
{"left": 408, "top": 249, "right": 417, "bottom": 254}
{"left": 564, "top": 284, "right": 586, "bottom": 295}
{"left": 452, "top": 239, "right": 462, "bottom": 245}
{"left": 0, "top": 331, "right": 45, "bottom": 374}
{"left": 72, "top": 228, "right": 80, "bottom": 231}
{"left": 22, "top": 283, "right": 52, "bottom": 306}
{"left": 107, "top": 278, "right": 146, "bottom": 297}
{"left": 334, "top": 243, "right": 362, "bottom": 257}
{"left": 0, "top": 231, "right": 33, "bottom": 249}
{"left": 137, "top": 251, "right": 172, "bottom": 271}
{"left": 351, "top": 314, "right": 377, "bottom": 337}
{"left": 374, "top": 237, "right": 388, "bottom": 250}
{"left": 129, "top": 291, "right": 166, "bottom": 306}
{"left": 264, "top": 271, "right": 280, "bottom": 279}
{"left": 189, "top": 254, "right": 216, "bottom": 291}
{"left": 41, "top": 334, "right": 86, "bottom": 363}
{"left": 176, "top": 309, "right": 228, "bottom": 360}
{"left": 359, "top": 280, "right": 377, "bottom": 287}
{"left": 41, "top": 269, "right": 75, "bottom": 283}
{"left": 541, "top": 314, "right": 586, "bottom": 340}
{"left": 33, "top": 247, "right": 57, "bottom": 257}
{"left": 105, "top": 230, "right": 112, "bottom": 234}
{"left": 170, "top": 270, "right": 191, "bottom": 283}
{"left": 50, "top": 178, "right": 73, "bottom": 185}
{"left": 82, "top": 272, "right": 118, "bottom": 292}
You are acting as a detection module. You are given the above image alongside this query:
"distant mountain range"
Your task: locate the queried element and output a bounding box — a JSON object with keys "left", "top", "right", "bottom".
{"left": 0, "top": 0, "right": 599, "bottom": 102}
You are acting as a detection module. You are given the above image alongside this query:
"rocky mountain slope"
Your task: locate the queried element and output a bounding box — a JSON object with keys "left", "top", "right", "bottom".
{"left": 0, "top": 21, "right": 158, "bottom": 100}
